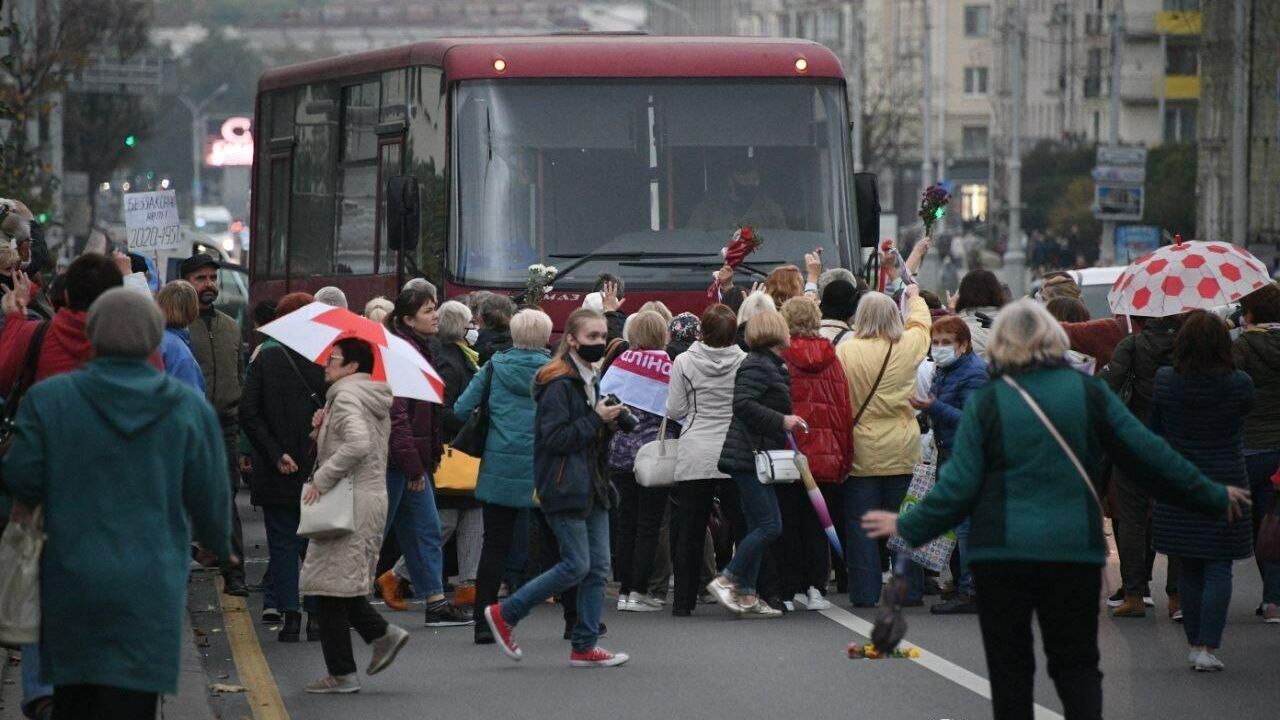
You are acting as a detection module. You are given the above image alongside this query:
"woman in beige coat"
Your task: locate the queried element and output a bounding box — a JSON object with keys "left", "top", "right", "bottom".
{"left": 300, "top": 338, "right": 409, "bottom": 694}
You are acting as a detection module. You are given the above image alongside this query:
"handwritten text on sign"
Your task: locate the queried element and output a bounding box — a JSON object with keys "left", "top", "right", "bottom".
{"left": 124, "top": 191, "right": 181, "bottom": 252}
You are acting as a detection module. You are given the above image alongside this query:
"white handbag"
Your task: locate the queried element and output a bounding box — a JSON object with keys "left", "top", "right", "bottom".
{"left": 297, "top": 476, "right": 356, "bottom": 540}
{"left": 634, "top": 417, "right": 678, "bottom": 488}
{"left": 754, "top": 450, "right": 801, "bottom": 484}
{"left": 0, "top": 506, "right": 43, "bottom": 645}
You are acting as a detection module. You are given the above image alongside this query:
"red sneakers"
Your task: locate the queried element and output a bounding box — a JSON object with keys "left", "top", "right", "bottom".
{"left": 569, "top": 647, "right": 630, "bottom": 668}
{"left": 484, "top": 604, "right": 521, "bottom": 661}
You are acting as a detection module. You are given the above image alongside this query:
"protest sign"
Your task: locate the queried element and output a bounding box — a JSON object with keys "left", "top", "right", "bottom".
{"left": 124, "top": 191, "right": 181, "bottom": 252}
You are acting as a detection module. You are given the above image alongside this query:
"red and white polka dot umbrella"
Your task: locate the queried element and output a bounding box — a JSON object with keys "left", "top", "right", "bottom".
{"left": 1108, "top": 239, "right": 1272, "bottom": 317}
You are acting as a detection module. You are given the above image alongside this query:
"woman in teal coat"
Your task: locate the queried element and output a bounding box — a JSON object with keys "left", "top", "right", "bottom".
{"left": 2, "top": 288, "right": 231, "bottom": 717}
{"left": 456, "top": 308, "right": 553, "bottom": 642}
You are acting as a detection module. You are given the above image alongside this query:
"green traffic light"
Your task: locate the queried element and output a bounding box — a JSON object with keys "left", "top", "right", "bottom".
{"left": 37, "top": 213, "right": 48, "bottom": 223}
{"left": 934, "top": 207, "right": 946, "bottom": 219}
{"left": 124, "top": 135, "right": 137, "bottom": 147}
{"left": 146, "top": 171, "right": 155, "bottom": 180}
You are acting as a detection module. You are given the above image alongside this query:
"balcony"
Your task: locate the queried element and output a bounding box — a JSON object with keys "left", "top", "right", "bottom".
{"left": 1164, "top": 74, "right": 1200, "bottom": 100}
{"left": 1155, "top": 11, "right": 1202, "bottom": 35}
{"left": 1120, "top": 74, "right": 1157, "bottom": 102}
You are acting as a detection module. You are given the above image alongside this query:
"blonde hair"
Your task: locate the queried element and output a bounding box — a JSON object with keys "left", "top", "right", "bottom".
{"left": 737, "top": 291, "right": 777, "bottom": 328}
{"left": 511, "top": 308, "right": 553, "bottom": 349}
{"left": 0, "top": 245, "right": 19, "bottom": 272}
{"left": 364, "top": 297, "right": 393, "bottom": 323}
{"left": 987, "top": 298, "right": 1070, "bottom": 368}
{"left": 156, "top": 280, "right": 199, "bottom": 329}
{"left": 637, "top": 301, "right": 673, "bottom": 323}
{"left": 625, "top": 310, "right": 669, "bottom": 350}
{"left": 745, "top": 309, "right": 790, "bottom": 350}
{"left": 781, "top": 297, "right": 821, "bottom": 337}
{"left": 853, "top": 292, "right": 904, "bottom": 342}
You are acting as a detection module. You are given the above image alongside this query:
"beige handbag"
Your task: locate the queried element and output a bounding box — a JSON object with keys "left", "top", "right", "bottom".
{"left": 0, "top": 506, "right": 43, "bottom": 645}
{"left": 634, "top": 417, "right": 678, "bottom": 488}
{"left": 297, "top": 476, "right": 355, "bottom": 540}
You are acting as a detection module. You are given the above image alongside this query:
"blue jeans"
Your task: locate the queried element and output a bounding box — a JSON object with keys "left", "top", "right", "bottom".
{"left": 500, "top": 504, "right": 610, "bottom": 652}
{"left": 955, "top": 518, "right": 975, "bottom": 596}
{"left": 846, "top": 475, "right": 923, "bottom": 605}
{"left": 385, "top": 469, "right": 444, "bottom": 598}
{"left": 21, "top": 643, "right": 51, "bottom": 719}
{"left": 263, "top": 506, "right": 310, "bottom": 612}
{"left": 1180, "top": 558, "right": 1233, "bottom": 649}
{"left": 723, "top": 470, "right": 782, "bottom": 597}
{"left": 1246, "top": 450, "right": 1280, "bottom": 605}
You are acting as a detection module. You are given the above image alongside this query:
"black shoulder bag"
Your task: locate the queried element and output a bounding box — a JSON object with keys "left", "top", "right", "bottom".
{"left": 279, "top": 345, "right": 323, "bottom": 409}
{"left": 451, "top": 363, "right": 494, "bottom": 457}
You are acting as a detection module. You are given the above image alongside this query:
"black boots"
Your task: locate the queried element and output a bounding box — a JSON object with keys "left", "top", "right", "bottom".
{"left": 278, "top": 611, "right": 302, "bottom": 642}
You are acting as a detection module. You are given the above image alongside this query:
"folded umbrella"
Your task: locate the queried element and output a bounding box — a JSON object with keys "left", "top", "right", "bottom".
{"left": 257, "top": 302, "right": 445, "bottom": 402}
{"left": 1108, "top": 239, "right": 1273, "bottom": 318}
{"left": 787, "top": 431, "right": 843, "bottom": 559}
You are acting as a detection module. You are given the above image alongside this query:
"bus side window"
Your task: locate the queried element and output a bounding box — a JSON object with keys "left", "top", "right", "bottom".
{"left": 289, "top": 82, "right": 338, "bottom": 278}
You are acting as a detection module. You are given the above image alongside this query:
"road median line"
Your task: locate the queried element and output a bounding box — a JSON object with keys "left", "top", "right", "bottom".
{"left": 216, "top": 577, "right": 291, "bottom": 720}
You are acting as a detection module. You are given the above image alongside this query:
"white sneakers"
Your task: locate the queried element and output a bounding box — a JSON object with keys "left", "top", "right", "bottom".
{"left": 305, "top": 673, "right": 361, "bottom": 694}
{"left": 1191, "top": 649, "right": 1224, "bottom": 672}
{"left": 366, "top": 624, "right": 409, "bottom": 676}
{"left": 739, "top": 599, "right": 783, "bottom": 619}
{"left": 794, "top": 587, "right": 832, "bottom": 611}
{"left": 621, "top": 592, "right": 664, "bottom": 612}
{"left": 706, "top": 578, "right": 742, "bottom": 615}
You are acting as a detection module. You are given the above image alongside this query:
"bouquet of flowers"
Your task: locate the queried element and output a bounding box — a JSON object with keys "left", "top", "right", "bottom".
{"left": 706, "top": 226, "right": 763, "bottom": 299}
{"left": 526, "top": 263, "right": 557, "bottom": 306}
{"left": 918, "top": 184, "right": 952, "bottom": 236}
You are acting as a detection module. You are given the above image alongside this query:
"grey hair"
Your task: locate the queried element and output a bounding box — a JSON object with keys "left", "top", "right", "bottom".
{"left": 436, "top": 300, "right": 472, "bottom": 343}
{"left": 511, "top": 308, "right": 553, "bottom": 349}
{"left": 402, "top": 277, "right": 438, "bottom": 301}
{"left": 818, "top": 267, "right": 857, "bottom": 296}
{"left": 987, "top": 298, "right": 1071, "bottom": 368}
{"left": 314, "top": 286, "right": 348, "bottom": 309}
{"left": 736, "top": 291, "right": 777, "bottom": 327}
{"left": 852, "top": 291, "right": 904, "bottom": 342}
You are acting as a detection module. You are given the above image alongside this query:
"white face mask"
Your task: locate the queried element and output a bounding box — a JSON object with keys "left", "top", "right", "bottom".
{"left": 932, "top": 345, "right": 958, "bottom": 367}
{"left": 465, "top": 328, "right": 480, "bottom": 346}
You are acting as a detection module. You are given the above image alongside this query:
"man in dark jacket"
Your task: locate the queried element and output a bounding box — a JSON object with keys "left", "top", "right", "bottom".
{"left": 183, "top": 252, "right": 249, "bottom": 595}
{"left": 476, "top": 294, "right": 516, "bottom": 365}
{"left": 1100, "top": 314, "right": 1184, "bottom": 617}
{"left": 240, "top": 292, "right": 325, "bottom": 641}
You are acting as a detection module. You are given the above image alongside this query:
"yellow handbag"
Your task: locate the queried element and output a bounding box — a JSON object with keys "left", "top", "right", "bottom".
{"left": 434, "top": 445, "right": 480, "bottom": 493}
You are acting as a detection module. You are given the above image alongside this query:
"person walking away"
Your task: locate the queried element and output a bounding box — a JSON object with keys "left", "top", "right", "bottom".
{"left": 1150, "top": 312, "right": 1256, "bottom": 670}
{"left": 837, "top": 288, "right": 931, "bottom": 607}
{"left": 667, "top": 305, "right": 747, "bottom": 616}
{"left": 862, "top": 299, "right": 1250, "bottom": 720}
{"left": 300, "top": 338, "right": 410, "bottom": 693}
{"left": 484, "top": 308, "right": 631, "bottom": 666}
{"left": 706, "top": 309, "right": 804, "bottom": 618}
{"left": 819, "top": 279, "right": 860, "bottom": 346}
{"left": 461, "top": 309, "right": 553, "bottom": 643}
{"left": 2, "top": 288, "right": 233, "bottom": 719}
{"left": 604, "top": 311, "right": 678, "bottom": 612}
{"left": 910, "top": 315, "right": 989, "bottom": 614}
{"left": 1232, "top": 283, "right": 1280, "bottom": 622}
{"left": 241, "top": 292, "right": 326, "bottom": 642}
{"left": 382, "top": 286, "right": 472, "bottom": 625}
{"left": 181, "top": 252, "right": 249, "bottom": 596}
{"left": 1099, "top": 313, "right": 1186, "bottom": 618}
{"left": 155, "top": 280, "right": 206, "bottom": 392}
{"left": 951, "top": 269, "right": 1006, "bottom": 360}
{"left": 476, "top": 293, "right": 518, "bottom": 365}
{"left": 779, "top": 298, "right": 852, "bottom": 610}
{"left": 666, "top": 312, "right": 700, "bottom": 359}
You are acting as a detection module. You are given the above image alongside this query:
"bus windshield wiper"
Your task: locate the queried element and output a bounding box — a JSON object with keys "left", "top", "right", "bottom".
{"left": 548, "top": 251, "right": 718, "bottom": 280}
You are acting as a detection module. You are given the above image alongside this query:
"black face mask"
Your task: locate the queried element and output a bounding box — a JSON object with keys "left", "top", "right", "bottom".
{"left": 575, "top": 342, "right": 606, "bottom": 363}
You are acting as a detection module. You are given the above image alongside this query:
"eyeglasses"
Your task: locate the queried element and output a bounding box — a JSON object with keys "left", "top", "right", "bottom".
{"left": 326, "top": 353, "right": 345, "bottom": 365}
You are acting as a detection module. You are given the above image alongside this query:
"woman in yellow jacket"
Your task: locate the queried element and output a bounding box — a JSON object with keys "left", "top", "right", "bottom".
{"left": 836, "top": 288, "right": 931, "bottom": 606}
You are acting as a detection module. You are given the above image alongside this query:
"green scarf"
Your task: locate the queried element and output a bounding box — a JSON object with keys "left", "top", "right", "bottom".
{"left": 457, "top": 340, "right": 480, "bottom": 370}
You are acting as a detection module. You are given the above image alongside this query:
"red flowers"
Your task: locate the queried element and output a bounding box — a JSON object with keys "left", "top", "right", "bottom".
{"left": 707, "top": 226, "right": 764, "bottom": 298}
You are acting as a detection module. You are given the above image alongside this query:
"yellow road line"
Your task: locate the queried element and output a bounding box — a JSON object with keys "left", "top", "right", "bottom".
{"left": 216, "top": 576, "right": 291, "bottom": 720}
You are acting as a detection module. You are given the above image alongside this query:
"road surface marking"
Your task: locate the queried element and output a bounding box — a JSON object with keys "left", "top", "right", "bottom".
{"left": 820, "top": 605, "right": 1064, "bottom": 720}
{"left": 217, "top": 577, "right": 291, "bottom": 720}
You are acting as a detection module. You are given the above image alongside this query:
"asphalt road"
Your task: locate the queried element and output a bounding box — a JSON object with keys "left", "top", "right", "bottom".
{"left": 208, "top": 496, "right": 1278, "bottom": 720}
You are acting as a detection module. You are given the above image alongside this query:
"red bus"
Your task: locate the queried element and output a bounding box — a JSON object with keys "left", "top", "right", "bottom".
{"left": 251, "top": 35, "right": 867, "bottom": 323}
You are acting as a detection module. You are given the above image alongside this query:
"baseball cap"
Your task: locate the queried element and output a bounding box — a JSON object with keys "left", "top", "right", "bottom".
{"left": 179, "top": 253, "right": 220, "bottom": 278}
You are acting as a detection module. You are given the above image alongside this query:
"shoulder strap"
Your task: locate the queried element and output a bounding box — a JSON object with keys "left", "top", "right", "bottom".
{"left": 480, "top": 361, "right": 495, "bottom": 405}
{"left": 1001, "top": 375, "right": 1103, "bottom": 514}
{"left": 4, "top": 320, "right": 51, "bottom": 420}
{"left": 852, "top": 343, "right": 893, "bottom": 427}
{"left": 834, "top": 328, "right": 851, "bottom": 345}
{"left": 279, "top": 345, "right": 323, "bottom": 409}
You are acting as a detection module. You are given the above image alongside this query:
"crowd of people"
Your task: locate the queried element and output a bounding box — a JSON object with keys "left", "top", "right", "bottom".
{"left": 0, "top": 201, "right": 1274, "bottom": 720}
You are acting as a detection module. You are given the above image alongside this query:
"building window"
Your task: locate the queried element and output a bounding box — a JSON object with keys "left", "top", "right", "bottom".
{"left": 960, "top": 184, "right": 988, "bottom": 222}
{"left": 1163, "top": 0, "right": 1198, "bottom": 10}
{"left": 1164, "top": 106, "right": 1196, "bottom": 143}
{"left": 1165, "top": 44, "right": 1199, "bottom": 75}
{"left": 964, "top": 6, "right": 991, "bottom": 37}
{"left": 964, "top": 67, "right": 989, "bottom": 96}
{"left": 962, "top": 126, "right": 990, "bottom": 157}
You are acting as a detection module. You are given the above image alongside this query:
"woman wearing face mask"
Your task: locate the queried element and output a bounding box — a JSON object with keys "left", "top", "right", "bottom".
{"left": 483, "top": 308, "right": 631, "bottom": 667}
{"left": 910, "top": 315, "right": 989, "bottom": 614}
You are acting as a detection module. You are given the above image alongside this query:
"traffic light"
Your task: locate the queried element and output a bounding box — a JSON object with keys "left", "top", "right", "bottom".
{"left": 124, "top": 135, "right": 137, "bottom": 148}
{"left": 146, "top": 171, "right": 155, "bottom": 180}
{"left": 934, "top": 206, "right": 946, "bottom": 220}
{"left": 37, "top": 213, "right": 48, "bottom": 224}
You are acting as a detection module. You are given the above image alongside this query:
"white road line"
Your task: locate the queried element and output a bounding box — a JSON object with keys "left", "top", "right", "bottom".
{"left": 820, "top": 605, "right": 1064, "bottom": 720}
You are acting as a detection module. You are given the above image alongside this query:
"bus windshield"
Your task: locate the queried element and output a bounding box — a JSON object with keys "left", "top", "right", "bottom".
{"left": 450, "top": 79, "right": 852, "bottom": 289}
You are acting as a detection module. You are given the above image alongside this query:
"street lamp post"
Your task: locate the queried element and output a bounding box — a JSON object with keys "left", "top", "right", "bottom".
{"left": 178, "top": 83, "right": 228, "bottom": 207}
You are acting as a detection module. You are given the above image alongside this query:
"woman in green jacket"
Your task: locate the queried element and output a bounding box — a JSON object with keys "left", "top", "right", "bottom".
{"left": 862, "top": 299, "right": 1250, "bottom": 720}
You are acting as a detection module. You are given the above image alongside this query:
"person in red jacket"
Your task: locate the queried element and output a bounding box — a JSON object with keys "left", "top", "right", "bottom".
{"left": 778, "top": 297, "right": 852, "bottom": 611}
{"left": 0, "top": 256, "right": 128, "bottom": 390}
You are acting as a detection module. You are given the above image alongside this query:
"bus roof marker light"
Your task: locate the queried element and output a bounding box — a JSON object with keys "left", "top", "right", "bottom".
{"left": 493, "top": 58, "right": 507, "bottom": 73}
{"left": 794, "top": 57, "right": 808, "bottom": 73}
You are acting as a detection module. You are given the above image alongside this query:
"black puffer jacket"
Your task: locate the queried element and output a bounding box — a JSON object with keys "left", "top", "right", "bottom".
{"left": 533, "top": 360, "right": 614, "bottom": 515}
{"left": 718, "top": 350, "right": 792, "bottom": 474}
{"left": 477, "top": 328, "right": 513, "bottom": 366}
{"left": 1099, "top": 316, "right": 1181, "bottom": 424}
{"left": 1233, "top": 327, "right": 1280, "bottom": 450}
{"left": 239, "top": 343, "right": 326, "bottom": 507}
{"left": 432, "top": 338, "right": 477, "bottom": 438}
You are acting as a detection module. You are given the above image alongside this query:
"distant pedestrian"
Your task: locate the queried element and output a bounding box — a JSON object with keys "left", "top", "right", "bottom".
{"left": 952, "top": 269, "right": 1005, "bottom": 359}
{"left": 155, "top": 280, "right": 206, "bottom": 392}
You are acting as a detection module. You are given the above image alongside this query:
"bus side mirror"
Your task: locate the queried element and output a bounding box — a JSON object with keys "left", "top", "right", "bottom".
{"left": 854, "top": 172, "right": 881, "bottom": 248}
{"left": 386, "top": 175, "right": 420, "bottom": 252}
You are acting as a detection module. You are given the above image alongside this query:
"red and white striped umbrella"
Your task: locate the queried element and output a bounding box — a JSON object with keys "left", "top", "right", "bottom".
{"left": 257, "top": 302, "right": 445, "bottom": 402}
{"left": 1108, "top": 240, "right": 1273, "bottom": 318}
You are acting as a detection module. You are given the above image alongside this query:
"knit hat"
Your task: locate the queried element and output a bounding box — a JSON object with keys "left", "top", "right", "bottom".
{"left": 820, "top": 279, "right": 859, "bottom": 321}
{"left": 669, "top": 312, "right": 701, "bottom": 343}
{"left": 86, "top": 287, "right": 164, "bottom": 358}
{"left": 1040, "top": 274, "right": 1082, "bottom": 301}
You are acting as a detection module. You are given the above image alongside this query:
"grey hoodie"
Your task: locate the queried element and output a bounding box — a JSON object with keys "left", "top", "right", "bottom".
{"left": 666, "top": 341, "right": 746, "bottom": 481}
